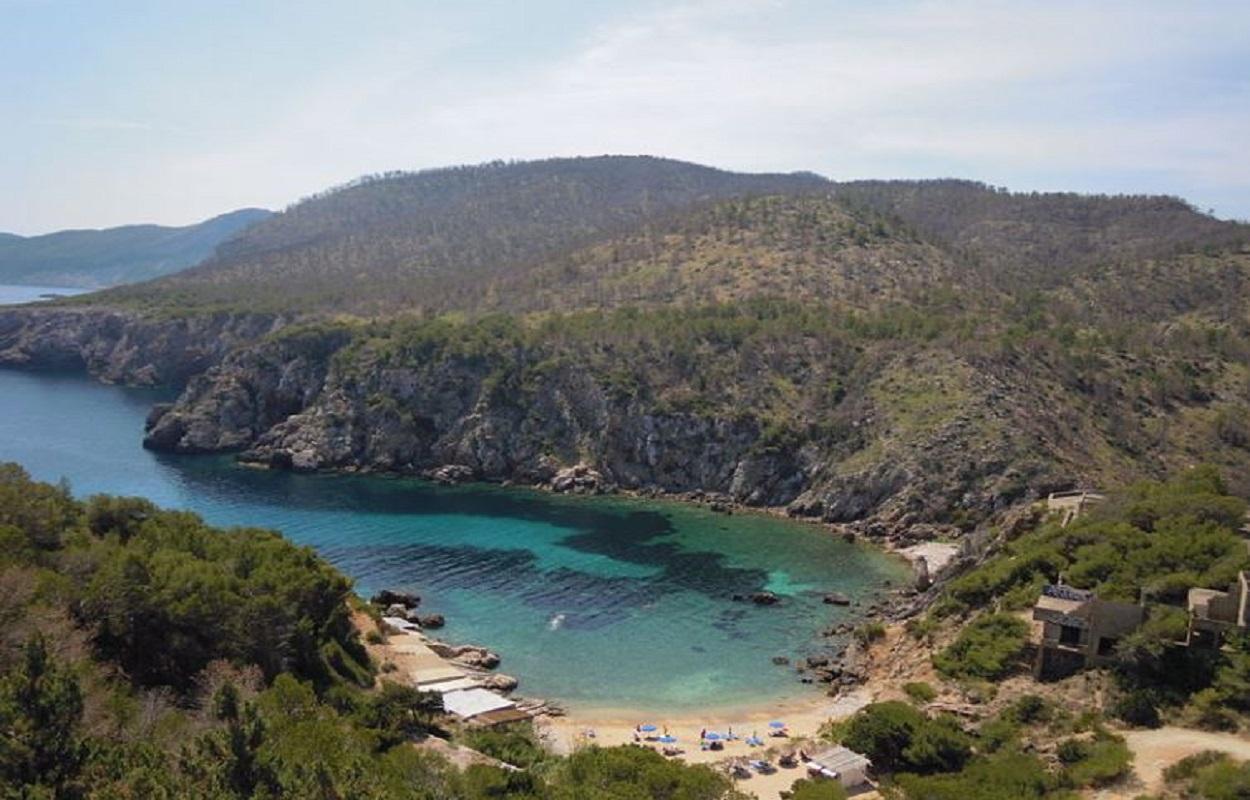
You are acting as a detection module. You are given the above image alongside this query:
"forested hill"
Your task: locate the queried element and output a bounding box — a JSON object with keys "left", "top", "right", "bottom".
{"left": 92, "top": 157, "right": 831, "bottom": 313}
{"left": 85, "top": 157, "right": 1248, "bottom": 316}
{"left": 9, "top": 155, "right": 1250, "bottom": 535}
{"left": 0, "top": 207, "right": 271, "bottom": 288}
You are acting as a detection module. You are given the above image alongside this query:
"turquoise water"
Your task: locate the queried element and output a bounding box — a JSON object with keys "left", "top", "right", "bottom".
{"left": 0, "top": 367, "right": 906, "bottom": 712}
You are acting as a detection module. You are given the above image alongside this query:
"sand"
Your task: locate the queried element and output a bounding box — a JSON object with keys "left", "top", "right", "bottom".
{"left": 538, "top": 689, "right": 876, "bottom": 799}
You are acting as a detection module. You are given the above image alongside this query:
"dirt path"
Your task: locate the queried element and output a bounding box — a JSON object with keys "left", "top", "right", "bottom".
{"left": 1100, "top": 727, "right": 1250, "bottom": 798}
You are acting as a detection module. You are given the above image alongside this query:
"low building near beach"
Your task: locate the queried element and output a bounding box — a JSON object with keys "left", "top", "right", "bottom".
{"left": 1032, "top": 583, "right": 1144, "bottom": 679}
{"left": 1188, "top": 571, "right": 1250, "bottom": 647}
{"left": 441, "top": 687, "right": 516, "bottom": 720}
{"left": 805, "top": 746, "right": 872, "bottom": 789}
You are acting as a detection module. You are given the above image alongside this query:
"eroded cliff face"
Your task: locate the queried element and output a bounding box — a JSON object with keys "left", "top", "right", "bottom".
{"left": 0, "top": 307, "right": 285, "bottom": 386}
{"left": 0, "top": 307, "right": 1077, "bottom": 536}
{"left": 140, "top": 325, "right": 1067, "bottom": 536}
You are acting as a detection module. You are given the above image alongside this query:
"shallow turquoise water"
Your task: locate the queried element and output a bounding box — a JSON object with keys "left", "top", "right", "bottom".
{"left": 0, "top": 367, "right": 906, "bottom": 712}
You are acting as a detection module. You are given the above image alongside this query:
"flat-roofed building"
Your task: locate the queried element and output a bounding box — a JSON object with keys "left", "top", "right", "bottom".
{"left": 1032, "top": 583, "right": 1145, "bottom": 679}
{"left": 1188, "top": 572, "right": 1250, "bottom": 647}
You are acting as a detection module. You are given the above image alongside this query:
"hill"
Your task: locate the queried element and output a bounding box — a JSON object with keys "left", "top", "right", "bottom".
{"left": 0, "top": 207, "right": 271, "bottom": 288}
{"left": 7, "top": 155, "right": 1250, "bottom": 536}
{"left": 94, "top": 156, "right": 829, "bottom": 313}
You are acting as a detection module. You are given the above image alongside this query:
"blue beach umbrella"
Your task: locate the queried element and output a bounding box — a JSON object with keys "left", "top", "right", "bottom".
{"left": 768, "top": 721, "right": 786, "bottom": 729}
{"left": 704, "top": 732, "right": 721, "bottom": 740}
{"left": 658, "top": 735, "right": 677, "bottom": 744}
{"left": 640, "top": 724, "right": 658, "bottom": 732}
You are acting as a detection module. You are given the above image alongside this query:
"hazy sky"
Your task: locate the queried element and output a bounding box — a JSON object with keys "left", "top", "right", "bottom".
{"left": 3, "top": 0, "right": 1248, "bottom": 233}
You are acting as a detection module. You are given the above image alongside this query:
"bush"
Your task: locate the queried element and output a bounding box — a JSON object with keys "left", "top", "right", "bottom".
{"left": 459, "top": 723, "right": 549, "bottom": 769}
{"left": 854, "top": 622, "right": 887, "bottom": 647}
{"left": 842, "top": 701, "right": 971, "bottom": 775}
{"left": 934, "top": 613, "right": 1030, "bottom": 680}
{"left": 1163, "top": 750, "right": 1231, "bottom": 783}
{"left": 893, "top": 752, "right": 1059, "bottom": 800}
{"left": 903, "top": 682, "right": 937, "bottom": 704}
{"left": 1110, "top": 688, "right": 1161, "bottom": 728}
{"left": 1060, "top": 732, "right": 1133, "bottom": 788}
{"left": 785, "top": 778, "right": 849, "bottom": 799}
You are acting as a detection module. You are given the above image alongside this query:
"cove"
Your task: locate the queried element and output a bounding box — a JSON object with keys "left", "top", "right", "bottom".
{"left": 0, "top": 367, "right": 907, "bottom": 712}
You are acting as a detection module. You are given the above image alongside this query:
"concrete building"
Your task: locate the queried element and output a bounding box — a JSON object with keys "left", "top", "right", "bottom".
{"left": 1187, "top": 571, "right": 1250, "bottom": 647}
{"left": 1032, "top": 583, "right": 1145, "bottom": 680}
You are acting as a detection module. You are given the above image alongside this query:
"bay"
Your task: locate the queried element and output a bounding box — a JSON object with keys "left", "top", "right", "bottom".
{"left": 0, "top": 367, "right": 906, "bottom": 712}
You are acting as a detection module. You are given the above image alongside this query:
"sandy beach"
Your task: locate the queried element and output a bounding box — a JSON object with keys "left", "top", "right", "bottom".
{"left": 538, "top": 689, "right": 877, "bottom": 799}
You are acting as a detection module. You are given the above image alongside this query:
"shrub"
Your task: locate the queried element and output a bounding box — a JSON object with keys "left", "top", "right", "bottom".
{"left": 854, "top": 622, "right": 887, "bottom": 647}
{"left": 842, "top": 701, "right": 971, "bottom": 775}
{"left": 903, "top": 682, "right": 937, "bottom": 704}
{"left": 785, "top": 777, "right": 849, "bottom": 799}
{"left": 893, "top": 752, "right": 1058, "bottom": 800}
{"left": 460, "top": 723, "right": 549, "bottom": 769}
{"left": 1110, "top": 688, "right": 1161, "bottom": 728}
{"left": 934, "top": 613, "right": 1030, "bottom": 680}
{"left": 1060, "top": 733, "right": 1133, "bottom": 788}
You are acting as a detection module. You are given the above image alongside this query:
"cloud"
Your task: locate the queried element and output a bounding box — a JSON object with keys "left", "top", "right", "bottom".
{"left": 7, "top": 0, "right": 1250, "bottom": 230}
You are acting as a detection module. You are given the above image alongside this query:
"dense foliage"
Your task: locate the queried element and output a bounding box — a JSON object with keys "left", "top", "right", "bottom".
{"left": 832, "top": 698, "right": 1132, "bottom": 800}
{"left": 933, "top": 613, "right": 1030, "bottom": 680}
{"left": 942, "top": 467, "right": 1249, "bottom": 612}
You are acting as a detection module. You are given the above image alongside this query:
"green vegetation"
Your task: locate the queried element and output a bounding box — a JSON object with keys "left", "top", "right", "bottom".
{"left": 0, "top": 464, "right": 747, "bottom": 798}
{"left": 933, "top": 613, "right": 1030, "bottom": 680}
{"left": 1163, "top": 751, "right": 1250, "bottom": 799}
{"left": 837, "top": 699, "right": 1132, "bottom": 799}
{"left": 927, "top": 467, "right": 1250, "bottom": 729}
{"left": 941, "top": 467, "right": 1249, "bottom": 613}
{"left": 784, "top": 778, "right": 848, "bottom": 799}
{"left": 902, "top": 681, "right": 937, "bottom": 704}
{"left": 840, "top": 701, "right": 972, "bottom": 775}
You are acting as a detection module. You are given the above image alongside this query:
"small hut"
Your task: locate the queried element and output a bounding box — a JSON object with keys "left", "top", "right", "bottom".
{"left": 805, "top": 746, "right": 872, "bottom": 789}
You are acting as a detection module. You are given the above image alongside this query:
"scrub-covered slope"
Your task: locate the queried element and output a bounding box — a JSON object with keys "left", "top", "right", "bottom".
{"left": 6, "top": 156, "right": 1250, "bottom": 538}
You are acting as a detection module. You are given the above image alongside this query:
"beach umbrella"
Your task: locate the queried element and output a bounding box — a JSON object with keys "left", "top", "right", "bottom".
{"left": 768, "top": 721, "right": 786, "bottom": 729}
{"left": 640, "top": 724, "right": 658, "bottom": 732}
{"left": 658, "top": 735, "right": 677, "bottom": 744}
{"left": 704, "top": 732, "right": 721, "bottom": 740}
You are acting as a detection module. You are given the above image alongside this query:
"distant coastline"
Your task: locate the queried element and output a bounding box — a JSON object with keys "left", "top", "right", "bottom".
{"left": 0, "top": 283, "right": 90, "bottom": 305}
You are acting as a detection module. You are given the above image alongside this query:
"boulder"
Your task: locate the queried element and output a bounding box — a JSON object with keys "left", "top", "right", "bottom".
{"left": 427, "top": 464, "right": 475, "bottom": 485}
{"left": 749, "top": 591, "right": 780, "bottom": 606}
{"left": 372, "top": 589, "right": 420, "bottom": 609}
{"left": 771, "top": 656, "right": 791, "bottom": 666}
{"left": 417, "top": 614, "right": 445, "bottom": 629}
{"left": 435, "top": 644, "right": 502, "bottom": 670}
{"left": 386, "top": 603, "right": 413, "bottom": 620}
{"left": 551, "top": 463, "right": 608, "bottom": 493}
{"left": 823, "top": 592, "right": 852, "bottom": 606}
{"left": 455, "top": 648, "right": 502, "bottom": 670}
{"left": 482, "top": 674, "right": 519, "bottom": 693}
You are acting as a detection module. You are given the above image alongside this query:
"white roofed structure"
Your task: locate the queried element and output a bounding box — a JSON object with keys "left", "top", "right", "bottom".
{"left": 441, "top": 688, "right": 516, "bottom": 720}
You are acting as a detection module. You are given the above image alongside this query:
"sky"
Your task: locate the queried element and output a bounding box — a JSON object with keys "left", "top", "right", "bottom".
{"left": 2, "top": 0, "right": 1248, "bottom": 234}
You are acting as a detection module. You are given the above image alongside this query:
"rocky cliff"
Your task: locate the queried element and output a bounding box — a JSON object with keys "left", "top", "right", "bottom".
{"left": 0, "top": 307, "right": 285, "bottom": 385}
{"left": 140, "top": 317, "right": 1075, "bottom": 541}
